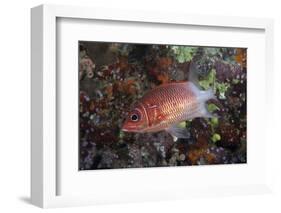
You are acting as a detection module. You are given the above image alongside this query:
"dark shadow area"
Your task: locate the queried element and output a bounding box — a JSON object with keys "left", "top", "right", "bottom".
{"left": 18, "top": 196, "right": 31, "bottom": 205}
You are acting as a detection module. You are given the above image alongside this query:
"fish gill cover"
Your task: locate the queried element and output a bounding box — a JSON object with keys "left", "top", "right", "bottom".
{"left": 79, "top": 42, "right": 247, "bottom": 170}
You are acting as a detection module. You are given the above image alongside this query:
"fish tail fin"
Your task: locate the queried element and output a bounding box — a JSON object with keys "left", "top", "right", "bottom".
{"left": 197, "top": 101, "right": 216, "bottom": 118}
{"left": 188, "top": 81, "right": 215, "bottom": 102}
{"left": 188, "top": 82, "right": 217, "bottom": 118}
{"left": 188, "top": 60, "right": 218, "bottom": 102}
{"left": 201, "top": 87, "right": 216, "bottom": 102}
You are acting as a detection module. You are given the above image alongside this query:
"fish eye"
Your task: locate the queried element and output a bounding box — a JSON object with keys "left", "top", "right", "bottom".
{"left": 131, "top": 114, "right": 139, "bottom": 122}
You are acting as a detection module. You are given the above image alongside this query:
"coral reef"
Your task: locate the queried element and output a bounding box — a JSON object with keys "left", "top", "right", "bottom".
{"left": 79, "top": 42, "right": 247, "bottom": 170}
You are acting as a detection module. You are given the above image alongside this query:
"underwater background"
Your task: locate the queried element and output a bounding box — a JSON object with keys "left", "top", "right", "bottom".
{"left": 79, "top": 42, "right": 247, "bottom": 170}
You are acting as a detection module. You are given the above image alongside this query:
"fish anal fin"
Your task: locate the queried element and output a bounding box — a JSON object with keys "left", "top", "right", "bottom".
{"left": 166, "top": 124, "right": 190, "bottom": 139}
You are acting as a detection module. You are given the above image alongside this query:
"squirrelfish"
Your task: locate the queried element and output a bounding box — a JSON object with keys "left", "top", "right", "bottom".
{"left": 122, "top": 81, "right": 215, "bottom": 138}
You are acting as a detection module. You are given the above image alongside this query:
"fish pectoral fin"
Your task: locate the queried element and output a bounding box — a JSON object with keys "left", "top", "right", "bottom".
{"left": 166, "top": 124, "right": 190, "bottom": 139}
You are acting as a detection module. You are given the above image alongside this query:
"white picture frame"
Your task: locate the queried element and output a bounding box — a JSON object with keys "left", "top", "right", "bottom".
{"left": 31, "top": 4, "right": 274, "bottom": 208}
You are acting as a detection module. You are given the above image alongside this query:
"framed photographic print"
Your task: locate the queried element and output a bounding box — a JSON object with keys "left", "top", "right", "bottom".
{"left": 31, "top": 4, "right": 274, "bottom": 208}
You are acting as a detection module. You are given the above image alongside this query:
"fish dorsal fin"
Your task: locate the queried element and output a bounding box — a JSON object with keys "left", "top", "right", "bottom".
{"left": 188, "top": 60, "right": 200, "bottom": 87}
{"left": 166, "top": 124, "right": 190, "bottom": 140}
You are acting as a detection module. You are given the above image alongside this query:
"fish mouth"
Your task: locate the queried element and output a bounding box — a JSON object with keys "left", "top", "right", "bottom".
{"left": 121, "top": 125, "right": 138, "bottom": 132}
{"left": 121, "top": 127, "right": 130, "bottom": 132}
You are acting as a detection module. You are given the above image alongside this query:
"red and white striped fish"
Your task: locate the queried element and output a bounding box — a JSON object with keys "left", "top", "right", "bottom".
{"left": 122, "top": 81, "right": 215, "bottom": 138}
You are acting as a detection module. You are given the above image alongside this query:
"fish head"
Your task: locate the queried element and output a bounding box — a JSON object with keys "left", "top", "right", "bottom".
{"left": 122, "top": 104, "right": 148, "bottom": 132}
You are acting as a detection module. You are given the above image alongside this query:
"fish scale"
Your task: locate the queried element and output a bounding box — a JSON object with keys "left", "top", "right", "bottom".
{"left": 122, "top": 81, "right": 215, "bottom": 138}
{"left": 142, "top": 83, "right": 198, "bottom": 130}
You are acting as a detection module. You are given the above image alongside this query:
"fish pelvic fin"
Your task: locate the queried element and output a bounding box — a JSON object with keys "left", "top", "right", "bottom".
{"left": 166, "top": 124, "right": 191, "bottom": 140}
